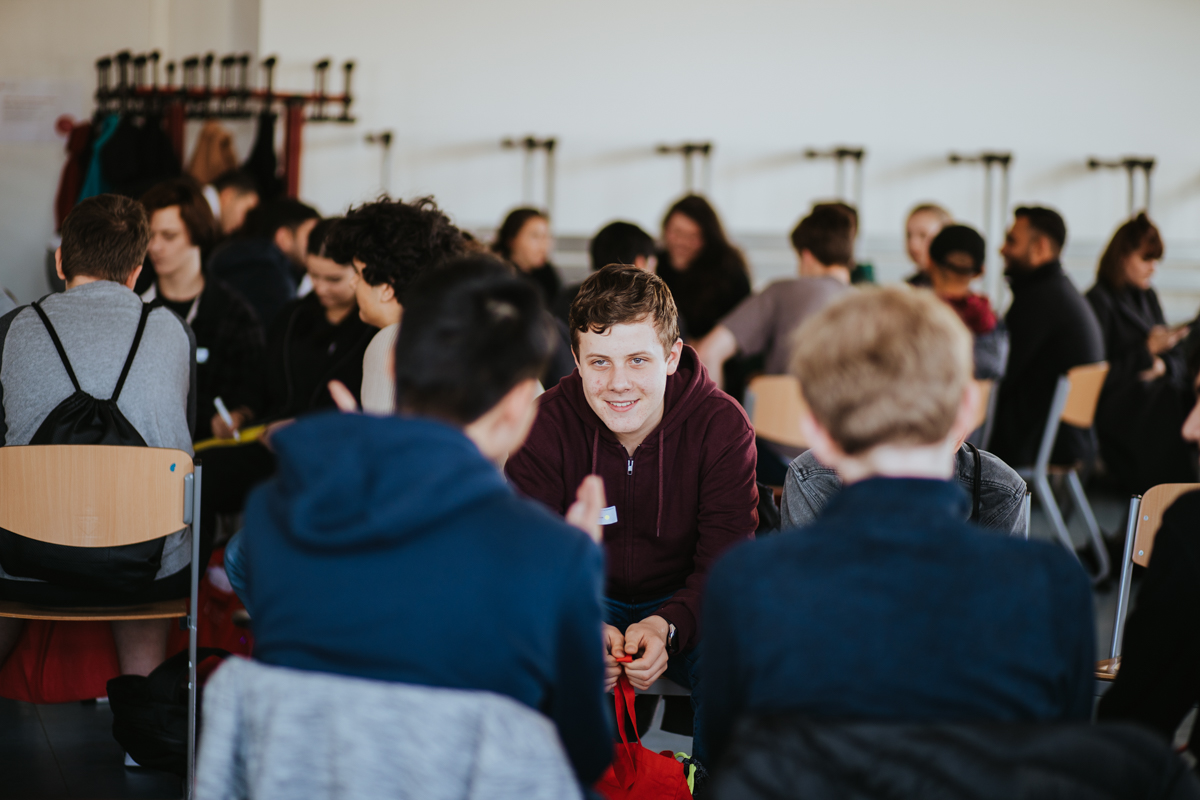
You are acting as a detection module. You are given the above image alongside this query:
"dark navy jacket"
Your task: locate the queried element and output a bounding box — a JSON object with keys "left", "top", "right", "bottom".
{"left": 242, "top": 412, "right": 612, "bottom": 783}
{"left": 703, "top": 477, "right": 1094, "bottom": 765}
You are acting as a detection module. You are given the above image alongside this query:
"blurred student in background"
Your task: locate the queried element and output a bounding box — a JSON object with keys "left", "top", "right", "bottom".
{"left": 904, "top": 203, "right": 952, "bottom": 287}
{"left": 139, "top": 178, "right": 264, "bottom": 441}
{"left": 493, "top": 207, "right": 560, "bottom": 305}
{"left": 655, "top": 195, "right": 751, "bottom": 340}
{"left": 1087, "top": 213, "right": 1196, "bottom": 493}
{"left": 926, "top": 224, "right": 1008, "bottom": 382}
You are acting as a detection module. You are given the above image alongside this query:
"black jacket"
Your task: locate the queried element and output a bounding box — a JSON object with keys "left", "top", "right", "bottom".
{"left": 207, "top": 238, "right": 298, "bottom": 330}
{"left": 990, "top": 261, "right": 1104, "bottom": 467}
{"left": 656, "top": 250, "right": 751, "bottom": 340}
{"left": 146, "top": 277, "right": 264, "bottom": 441}
{"left": 1086, "top": 282, "right": 1196, "bottom": 492}
{"left": 1098, "top": 490, "right": 1200, "bottom": 757}
{"left": 260, "top": 294, "right": 376, "bottom": 421}
{"left": 711, "top": 717, "right": 1200, "bottom": 800}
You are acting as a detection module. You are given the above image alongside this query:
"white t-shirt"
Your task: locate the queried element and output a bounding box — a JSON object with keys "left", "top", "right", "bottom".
{"left": 361, "top": 323, "right": 398, "bottom": 415}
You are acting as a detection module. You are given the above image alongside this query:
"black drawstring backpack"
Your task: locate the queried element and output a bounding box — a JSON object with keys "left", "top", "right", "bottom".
{"left": 0, "top": 301, "right": 167, "bottom": 594}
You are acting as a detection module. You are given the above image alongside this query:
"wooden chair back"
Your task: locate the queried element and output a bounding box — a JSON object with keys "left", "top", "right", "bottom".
{"left": 745, "top": 375, "right": 809, "bottom": 449}
{"left": 1130, "top": 483, "right": 1200, "bottom": 568}
{"left": 1060, "top": 362, "right": 1109, "bottom": 428}
{"left": 0, "top": 445, "right": 193, "bottom": 547}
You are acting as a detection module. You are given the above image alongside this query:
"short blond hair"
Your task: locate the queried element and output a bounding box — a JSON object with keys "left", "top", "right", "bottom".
{"left": 790, "top": 287, "right": 972, "bottom": 455}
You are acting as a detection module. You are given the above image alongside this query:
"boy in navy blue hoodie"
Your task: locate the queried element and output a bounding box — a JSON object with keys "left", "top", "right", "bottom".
{"left": 238, "top": 258, "right": 613, "bottom": 785}
{"left": 703, "top": 287, "right": 1095, "bottom": 768}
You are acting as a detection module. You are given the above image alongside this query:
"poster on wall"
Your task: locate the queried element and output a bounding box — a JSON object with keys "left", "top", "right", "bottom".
{"left": 0, "top": 80, "right": 87, "bottom": 143}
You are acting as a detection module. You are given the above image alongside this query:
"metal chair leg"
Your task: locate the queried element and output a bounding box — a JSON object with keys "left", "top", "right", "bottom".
{"left": 187, "top": 465, "right": 202, "bottom": 800}
{"left": 1066, "top": 469, "right": 1109, "bottom": 583}
{"left": 1033, "top": 473, "right": 1078, "bottom": 562}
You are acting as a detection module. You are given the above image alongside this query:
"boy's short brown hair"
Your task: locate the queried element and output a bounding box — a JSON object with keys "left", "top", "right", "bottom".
{"left": 60, "top": 194, "right": 151, "bottom": 284}
{"left": 569, "top": 264, "right": 680, "bottom": 355}
{"left": 790, "top": 286, "right": 972, "bottom": 455}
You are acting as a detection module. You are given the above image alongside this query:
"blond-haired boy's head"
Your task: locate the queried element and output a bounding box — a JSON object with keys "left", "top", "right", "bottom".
{"left": 790, "top": 287, "right": 972, "bottom": 455}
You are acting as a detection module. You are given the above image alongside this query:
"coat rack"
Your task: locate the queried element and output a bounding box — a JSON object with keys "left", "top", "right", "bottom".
{"left": 1087, "top": 156, "right": 1155, "bottom": 217}
{"left": 803, "top": 146, "right": 866, "bottom": 211}
{"left": 93, "top": 50, "right": 356, "bottom": 198}
{"left": 501, "top": 136, "right": 557, "bottom": 218}
{"left": 657, "top": 141, "right": 713, "bottom": 196}
{"left": 949, "top": 151, "right": 1012, "bottom": 305}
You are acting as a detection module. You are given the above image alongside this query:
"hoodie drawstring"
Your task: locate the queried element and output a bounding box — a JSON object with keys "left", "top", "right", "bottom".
{"left": 656, "top": 429, "right": 663, "bottom": 538}
{"left": 591, "top": 429, "right": 599, "bottom": 475}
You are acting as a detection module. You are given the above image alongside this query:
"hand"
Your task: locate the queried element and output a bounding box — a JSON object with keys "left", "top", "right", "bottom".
{"left": 327, "top": 380, "right": 360, "bottom": 412}
{"left": 1139, "top": 356, "right": 1167, "bottom": 382}
{"left": 622, "top": 615, "right": 670, "bottom": 690}
{"left": 1147, "top": 325, "right": 1187, "bottom": 356}
{"left": 210, "top": 409, "right": 246, "bottom": 440}
{"left": 565, "top": 475, "right": 606, "bottom": 545}
{"left": 602, "top": 623, "right": 626, "bottom": 693}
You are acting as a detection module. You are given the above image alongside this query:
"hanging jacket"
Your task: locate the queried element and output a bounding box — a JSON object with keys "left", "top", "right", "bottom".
{"left": 187, "top": 120, "right": 238, "bottom": 185}
{"left": 505, "top": 345, "right": 758, "bottom": 653}
{"left": 242, "top": 412, "right": 612, "bottom": 784}
{"left": 77, "top": 113, "right": 121, "bottom": 201}
{"left": 102, "top": 114, "right": 181, "bottom": 198}
{"left": 55, "top": 120, "right": 92, "bottom": 230}
{"left": 243, "top": 111, "right": 283, "bottom": 200}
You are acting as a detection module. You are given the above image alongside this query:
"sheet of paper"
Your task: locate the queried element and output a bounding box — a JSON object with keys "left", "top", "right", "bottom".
{"left": 0, "top": 79, "right": 87, "bottom": 143}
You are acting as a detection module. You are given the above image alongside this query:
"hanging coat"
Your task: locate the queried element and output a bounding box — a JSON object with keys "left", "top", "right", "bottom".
{"left": 188, "top": 120, "right": 239, "bottom": 185}
{"left": 1086, "top": 282, "right": 1197, "bottom": 493}
{"left": 243, "top": 111, "right": 283, "bottom": 200}
{"left": 55, "top": 121, "right": 93, "bottom": 230}
{"left": 77, "top": 113, "right": 121, "bottom": 202}
{"left": 102, "top": 114, "right": 181, "bottom": 198}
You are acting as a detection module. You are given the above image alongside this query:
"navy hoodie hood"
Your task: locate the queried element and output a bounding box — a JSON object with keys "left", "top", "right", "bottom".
{"left": 242, "top": 410, "right": 615, "bottom": 784}
{"left": 264, "top": 410, "right": 509, "bottom": 551}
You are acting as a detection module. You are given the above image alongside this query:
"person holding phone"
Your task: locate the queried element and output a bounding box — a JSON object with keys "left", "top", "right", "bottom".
{"left": 1086, "top": 213, "right": 1197, "bottom": 494}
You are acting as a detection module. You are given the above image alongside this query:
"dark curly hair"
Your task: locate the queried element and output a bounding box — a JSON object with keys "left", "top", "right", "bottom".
{"left": 323, "top": 196, "right": 466, "bottom": 303}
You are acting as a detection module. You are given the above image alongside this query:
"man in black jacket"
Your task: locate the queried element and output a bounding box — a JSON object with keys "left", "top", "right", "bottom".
{"left": 989, "top": 207, "right": 1103, "bottom": 468}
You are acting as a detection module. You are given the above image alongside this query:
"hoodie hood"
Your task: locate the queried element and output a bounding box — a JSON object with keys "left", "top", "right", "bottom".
{"left": 261, "top": 411, "right": 509, "bottom": 551}
{"left": 554, "top": 344, "right": 720, "bottom": 445}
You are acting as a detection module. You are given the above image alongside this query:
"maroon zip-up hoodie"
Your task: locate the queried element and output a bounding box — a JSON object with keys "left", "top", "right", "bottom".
{"left": 506, "top": 345, "right": 758, "bottom": 653}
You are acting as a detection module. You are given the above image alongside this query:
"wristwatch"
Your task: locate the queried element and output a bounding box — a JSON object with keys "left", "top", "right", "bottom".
{"left": 666, "top": 622, "right": 678, "bottom": 656}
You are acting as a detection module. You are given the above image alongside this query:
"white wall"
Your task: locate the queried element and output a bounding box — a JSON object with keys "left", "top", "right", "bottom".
{"left": 0, "top": 0, "right": 258, "bottom": 304}
{"left": 6, "top": 0, "right": 1200, "bottom": 317}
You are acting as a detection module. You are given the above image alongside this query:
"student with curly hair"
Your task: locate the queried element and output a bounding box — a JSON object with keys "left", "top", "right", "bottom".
{"left": 323, "top": 195, "right": 467, "bottom": 414}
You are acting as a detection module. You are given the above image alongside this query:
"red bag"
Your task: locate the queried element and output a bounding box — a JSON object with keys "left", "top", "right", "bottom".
{"left": 595, "top": 674, "right": 692, "bottom": 799}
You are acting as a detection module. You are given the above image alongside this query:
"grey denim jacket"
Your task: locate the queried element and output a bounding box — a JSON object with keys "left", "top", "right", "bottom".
{"left": 781, "top": 444, "right": 1028, "bottom": 535}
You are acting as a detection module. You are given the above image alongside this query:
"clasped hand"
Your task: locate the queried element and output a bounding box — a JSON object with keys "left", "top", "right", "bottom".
{"left": 603, "top": 616, "right": 670, "bottom": 692}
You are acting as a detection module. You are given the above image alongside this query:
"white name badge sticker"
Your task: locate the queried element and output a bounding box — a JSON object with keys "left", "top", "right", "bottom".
{"left": 598, "top": 506, "right": 618, "bottom": 526}
{"left": 196, "top": 347, "right": 210, "bottom": 364}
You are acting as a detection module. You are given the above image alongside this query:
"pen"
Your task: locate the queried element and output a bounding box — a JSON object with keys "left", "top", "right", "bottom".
{"left": 213, "top": 396, "right": 241, "bottom": 441}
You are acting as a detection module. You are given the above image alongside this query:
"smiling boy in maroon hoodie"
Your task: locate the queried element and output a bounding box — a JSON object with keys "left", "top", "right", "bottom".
{"left": 506, "top": 264, "right": 758, "bottom": 764}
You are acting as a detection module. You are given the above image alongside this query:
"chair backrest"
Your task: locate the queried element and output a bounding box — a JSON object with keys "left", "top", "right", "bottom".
{"left": 1129, "top": 483, "right": 1198, "bottom": 568}
{"left": 1110, "top": 482, "right": 1200, "bottom": 659}
{"left": 0, "top": 445, "right": 192, "bottom": 547}
{"left": 745, "top": 374, "right": 808, "bottom": 449}
{"left": 1060, "top": 362, "right": 1109, "bottom": 428}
